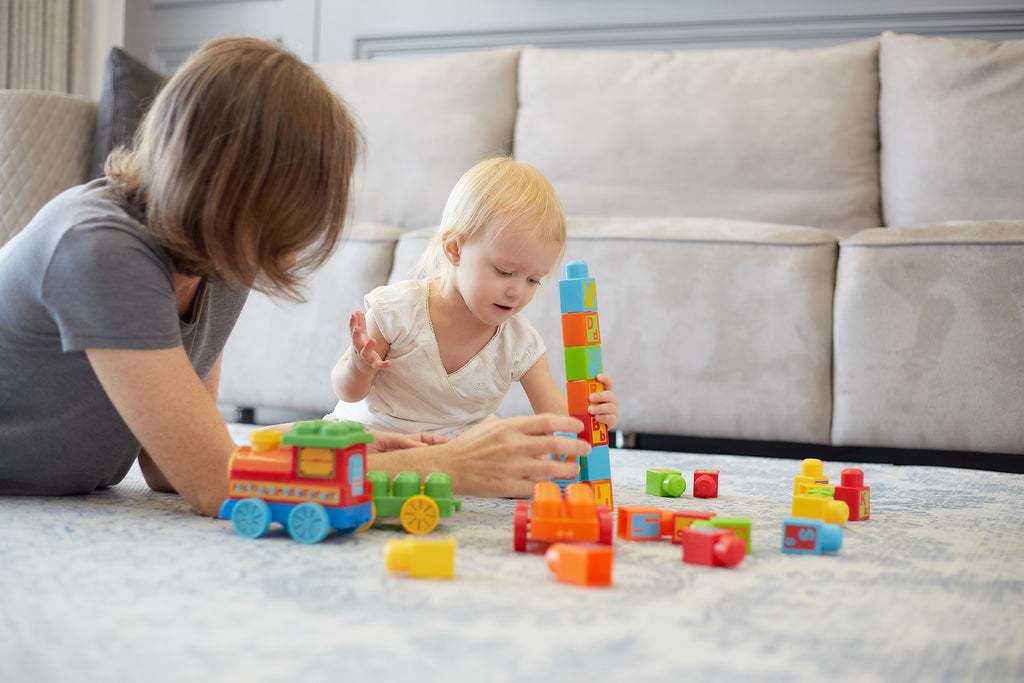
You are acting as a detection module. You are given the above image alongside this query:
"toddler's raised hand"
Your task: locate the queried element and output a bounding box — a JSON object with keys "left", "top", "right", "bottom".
{"left": 589, "top": 373, "right": 619, "bottom": 430}
{"left": 349, "top": 310, "right": 391, "bottom": 371}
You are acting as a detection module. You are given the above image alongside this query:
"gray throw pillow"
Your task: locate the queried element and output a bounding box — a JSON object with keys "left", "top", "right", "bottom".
{"left": 90, "top": 47, "right": 166, "bottom": 179}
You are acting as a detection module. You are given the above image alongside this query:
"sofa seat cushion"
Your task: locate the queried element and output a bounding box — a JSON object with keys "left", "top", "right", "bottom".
{"left": 833, "top": 220, "right": 1024, "bottom": 454}
{"left": 515, "top": 41, "right": 880, "bottom": 239}
{"left": 218, "top": 222, "right": 405, "bottom": 414}
{"left": 392, "top": 216, "right": 839, "bottom": 444}
{"left": 0, "top": 90, "right": 96, "bottom": 246}
{"left": 879, "top": 32, "right": 1024, "bottom": 227}
{"left": 315, "top": 48, "right": 520, "bottom": 231}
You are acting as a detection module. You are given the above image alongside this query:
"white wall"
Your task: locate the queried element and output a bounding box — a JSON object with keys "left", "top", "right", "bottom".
{"left": 122, "top": 0, "right": 1024, "bottom": 74}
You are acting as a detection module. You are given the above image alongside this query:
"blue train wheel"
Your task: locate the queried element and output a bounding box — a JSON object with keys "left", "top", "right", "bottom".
{"left": 288, "top": 502, "right": 331, "bottom": 544}
{"left": 231, "top": 498, "right": 272, "bottom": 539}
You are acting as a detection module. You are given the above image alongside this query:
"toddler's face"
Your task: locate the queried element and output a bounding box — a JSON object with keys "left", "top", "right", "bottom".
{"left": 454, "top": 219, "right": 562, "bottom": 326}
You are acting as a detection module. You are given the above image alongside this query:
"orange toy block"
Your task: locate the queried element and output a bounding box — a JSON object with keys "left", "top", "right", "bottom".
{"left": 561, "top": 311, "right": 601, "bottom": 347}
{"left": 589, "top": 479, "right": 614, "bottom": 510}
{"left": 566, "top": 378, "right": 604, "bottom": 415}
{"left": 617, "top": 505, "right": 673, "bottom": 541}
{"left": 546, "top": 542, "right": 613, "bottom": 587}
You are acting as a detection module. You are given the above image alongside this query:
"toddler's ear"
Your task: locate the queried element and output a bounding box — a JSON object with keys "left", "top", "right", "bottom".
{"left": 442, "top": 231, "right": 462, "bottom": 266}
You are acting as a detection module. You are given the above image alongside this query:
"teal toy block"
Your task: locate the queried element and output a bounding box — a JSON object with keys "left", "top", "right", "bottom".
{"left": 550, "top": 431, "right": 583, "bottom": 488}
{"left": 646, "top": 468, "right": 686, "bottom": 497}
{"left": 559, "top": 260, "right": 598, "bottom": 314}
{"left": 582, "top": 445, "right": 610, "bottom": 481}
{"left": 564, "top": 345, "right": 603, "bottom": 381}
{"left": 782, "top": 517, "right": 843, "bottom": 554}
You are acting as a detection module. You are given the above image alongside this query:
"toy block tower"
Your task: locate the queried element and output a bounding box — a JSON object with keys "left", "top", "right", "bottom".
{"left": 551, "top": 260, "right": 613, "bottom": 509}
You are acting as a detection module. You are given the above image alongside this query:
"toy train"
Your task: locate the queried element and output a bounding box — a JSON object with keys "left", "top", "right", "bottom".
{"left": 220, "top": 420, "right": 462, "bottom": 543}
{"left": 219, "top": 420, "right": 376, "bottom": 544}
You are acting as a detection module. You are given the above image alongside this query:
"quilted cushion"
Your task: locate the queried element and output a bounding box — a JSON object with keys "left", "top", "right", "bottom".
{"left": 90, "top": 47, "right": 166, "bottom": 179}
{"left": 0, "top": 91, "right": 97, "bottom": 246}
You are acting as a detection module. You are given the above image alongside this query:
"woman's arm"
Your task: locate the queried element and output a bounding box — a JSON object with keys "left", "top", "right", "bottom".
{"left": 86, "top": 346, "right": 236, "bottom": 517}
{"left": 367, "top": 414, "right": 587, "bottom": 499}
{"left": 137, "top": 351, "right": 226, "bottom": 493}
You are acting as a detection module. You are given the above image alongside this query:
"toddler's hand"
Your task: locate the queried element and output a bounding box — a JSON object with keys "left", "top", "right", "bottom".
{"left": 589, "top": 373, "right": 619, "bottom": 430}
{"left": 349, "top": 311, "right": 391, "bottom": 372}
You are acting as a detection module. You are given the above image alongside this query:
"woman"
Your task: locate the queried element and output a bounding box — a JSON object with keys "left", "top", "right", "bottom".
{"left": 0, "top": 37, "right": 585, "bottom": 516}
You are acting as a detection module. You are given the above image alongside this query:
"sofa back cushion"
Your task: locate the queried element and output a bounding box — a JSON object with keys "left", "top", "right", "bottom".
{"left": 390, "top": 217, "right": 839, "bottom": 444}
{"left": 514, "top": 41, "right": 880, "bottom": 239}
{"left": 0, "top": 91, "right": 96, "bottom": 246}
{"left": 879, "top": 32, "right": 1024, "bottom": 226}
{"left": 315, "top": 48, "right": 520, "bottom": 231}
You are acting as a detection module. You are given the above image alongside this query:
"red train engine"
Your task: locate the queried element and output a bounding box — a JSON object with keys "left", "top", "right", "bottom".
{"left": 219, "top": 420, "right": 375, "bottom": 544}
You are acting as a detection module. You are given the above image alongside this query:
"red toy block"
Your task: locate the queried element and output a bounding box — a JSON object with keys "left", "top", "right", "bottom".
{"left": 561, "top": 311, "right": 601, "bottom": 347}
{"left": 571, "top": 413, "right": 609, "bottom": 447}
{"left": 546, "top": 542, "right": 613, "bottom": 587}
{"left": 833, "top": 468, "right": 870, "bottom": 521}
{"left": 693, "top": 469, "right": 719, "bottom": 498}
{"left": 566, "top": 379, "right": 604, "bottom": 415}
{"left": 680, "top": 526, "right": 746, "bottom": 567}
{"left": 671, "top": 510, "right": 717, "bottom": 544}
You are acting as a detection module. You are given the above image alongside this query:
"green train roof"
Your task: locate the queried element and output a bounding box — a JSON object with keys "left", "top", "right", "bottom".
{"left": 280, "top": 420, "right": 374, "bottom": 449}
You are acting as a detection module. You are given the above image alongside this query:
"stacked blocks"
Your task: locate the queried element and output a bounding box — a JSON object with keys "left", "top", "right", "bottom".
{"left": 553, "top": 261, "right": 612, "bottom": 508}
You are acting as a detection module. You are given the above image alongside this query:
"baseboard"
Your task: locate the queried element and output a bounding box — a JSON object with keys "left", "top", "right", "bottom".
{"left": 625, "top": 433, "right": 1024, "bottom": 474}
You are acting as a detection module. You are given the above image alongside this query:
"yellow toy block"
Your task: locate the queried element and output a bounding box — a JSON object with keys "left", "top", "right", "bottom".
{"left": 793, "top": 458, "right": 830, "bottom": 495}
{"left": 792, "top": 493, "right": 849, "bottom": 526}
{"left": 383, "top": 535, "right": 456, "bottom": 579}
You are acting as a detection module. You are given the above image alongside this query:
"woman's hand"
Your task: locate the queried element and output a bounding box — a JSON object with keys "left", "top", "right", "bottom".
{"left": 426, "top": 414, "right": 588, "bottom": 499}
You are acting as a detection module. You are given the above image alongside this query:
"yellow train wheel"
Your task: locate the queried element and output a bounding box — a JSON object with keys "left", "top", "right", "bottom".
{"left": 400, "top": 495, "right": 440, "bottom": 534}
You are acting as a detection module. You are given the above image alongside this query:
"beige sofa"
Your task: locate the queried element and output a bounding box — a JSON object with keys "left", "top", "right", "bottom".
{"left": 2, "top": 31, "right": 1022, "bottom": 463}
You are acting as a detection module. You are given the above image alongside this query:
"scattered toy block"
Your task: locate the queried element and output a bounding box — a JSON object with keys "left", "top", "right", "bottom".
{"left": 781, "top": 517, "right": 843, "bottom": 555}
{"left": 617, "top": 505, "right": 673, "bottom": 541}
{"left": 693, "top": 469, "right": 720, "bottom": 498}
{"left": 546, "top": 542, "right": 613, "bottom": 587}
{"left": 383, "top": 535, "right": 456, "bottom": 579}
{"left": 706, "top": 517, "right": 752, "bottom": 553}
{"left": 793, "top": 493, "right": 849, "bottom": 526}
{"left": 680, "top": 526, "right": 746, "bottom": 567}
{"left": 671, "top": 510, "right": 717, "bottom": 544}
{"left": 646, "top": 468, "right": 686, "bottom": 497}
{"left": 793, "top": 458, "right": 829, "bottom": 495}
{"left": 834, "top": 468, "right": 870, "bottom": 521}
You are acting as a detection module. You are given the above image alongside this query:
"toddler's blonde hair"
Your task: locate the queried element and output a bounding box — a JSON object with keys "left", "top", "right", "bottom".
{"left": 415, "top": 157, "right": 567, "bottom": 284}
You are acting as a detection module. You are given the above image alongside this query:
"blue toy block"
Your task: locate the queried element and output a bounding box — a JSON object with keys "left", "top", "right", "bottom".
{"left": 782, "top": 517, "right": 843, "bottom": 555}
{"left": 583, "top": 445, "right": 611, "bottom": 481}
{"left": 559, "top": 260, "right": 598, "bottom": 314}
{"left": 550, "top": 431, "right": 583, "bottom": 488}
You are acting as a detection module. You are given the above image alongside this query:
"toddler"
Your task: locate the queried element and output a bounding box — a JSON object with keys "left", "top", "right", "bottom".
{"left": 326, "top": 157, "right": 618, "bottom": 439}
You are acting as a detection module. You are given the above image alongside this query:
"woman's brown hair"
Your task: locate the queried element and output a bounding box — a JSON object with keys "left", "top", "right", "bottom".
{"left": 106, "top": 37, "right": 362, "bottom": 301}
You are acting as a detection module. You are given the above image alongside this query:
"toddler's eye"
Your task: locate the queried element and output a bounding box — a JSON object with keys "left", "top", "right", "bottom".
{"left": 528, "top": 278, "right": 542, "bottom": 286}
{"left": 496, "top": 268, "right": 513, "bottom": 277}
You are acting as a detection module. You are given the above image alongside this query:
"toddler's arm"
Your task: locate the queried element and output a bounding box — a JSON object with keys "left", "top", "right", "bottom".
{"left": 331, "top": 309, "right": 391, "bottom": 403}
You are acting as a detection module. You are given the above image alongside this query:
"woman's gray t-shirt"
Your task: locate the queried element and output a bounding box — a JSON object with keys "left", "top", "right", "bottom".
{"left": 0, "top": 180, "right": 249, "bottom": 494}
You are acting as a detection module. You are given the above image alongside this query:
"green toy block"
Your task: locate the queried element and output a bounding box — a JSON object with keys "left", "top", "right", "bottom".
{"left": 708, "top": 517, "right": 752, "bottom": 553}
{"left": 564, "top": 345, "right": 603, "bottom": 381}
{"left": 646, "top": 468, "right": 686, "bottom": 497}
